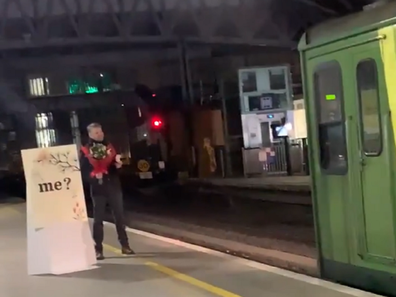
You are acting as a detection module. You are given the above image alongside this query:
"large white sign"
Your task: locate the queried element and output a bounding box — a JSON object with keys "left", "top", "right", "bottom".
{"left": 22, "top": 144, "right": 97, "bottom": 275}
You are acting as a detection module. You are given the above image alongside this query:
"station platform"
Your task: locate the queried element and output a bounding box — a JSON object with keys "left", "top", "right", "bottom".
{"left": 178, "top": 176, "right": 311, "bottom": 205}
{"left": 0, "top": 199, "right": 381, "bottom": 297}
{"left": 186, "top": 176, "right": 311, "bottom": 192}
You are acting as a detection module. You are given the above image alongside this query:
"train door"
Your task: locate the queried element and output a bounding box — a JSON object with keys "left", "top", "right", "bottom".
{"left": 308, "top": 53, "right": 350, "bottom": 262}
{"left": 349, "top": 43, "right": 396, "bottom": 262}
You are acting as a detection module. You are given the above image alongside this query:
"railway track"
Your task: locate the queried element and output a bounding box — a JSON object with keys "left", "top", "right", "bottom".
{"left": 122, "top": 186, "right": 316, "bottom": 256}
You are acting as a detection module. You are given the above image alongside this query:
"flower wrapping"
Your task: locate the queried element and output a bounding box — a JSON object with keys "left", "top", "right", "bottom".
{"left": 81, "top": 143, "right": 117, "bottom": 178}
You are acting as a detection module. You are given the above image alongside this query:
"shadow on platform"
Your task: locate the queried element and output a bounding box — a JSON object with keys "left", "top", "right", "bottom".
{"left": 58, "top": 263, "right": 166, "bottom": 283}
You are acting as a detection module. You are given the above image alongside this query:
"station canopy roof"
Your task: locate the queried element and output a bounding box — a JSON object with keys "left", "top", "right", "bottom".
{"left": 0, "top": 0, "right": 377, "bottom": 57}
{"left": 273, "top": 0, "right": 375, "bottom": 42}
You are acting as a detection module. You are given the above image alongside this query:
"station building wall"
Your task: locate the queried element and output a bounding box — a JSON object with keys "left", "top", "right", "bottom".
{"left": 0, "top": 47, "right": 299, "bottom": 154}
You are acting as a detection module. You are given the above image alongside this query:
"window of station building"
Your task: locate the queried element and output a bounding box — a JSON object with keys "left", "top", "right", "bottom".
{"left": 356, "top": 59, "right": 382, "bottom": 155}
{"left": 313, "top": 61, "right": 348, "bottom": 174}
{"left": 67, "top": 77, "right": 98, "bottom": 94}
{"left": 84, "top": 77, "right": 99, "bottom": 94}
{"left": 35, "top": 112, "right": 57, "bottom": 148}
{"left": 241, "top": 71, "right": 257, "bottom": 93}
{"left": 99, "top": 72, "right": 113, "bottom": 92}
{"left": 269, "top": 68, "right": 286, "bottom": 90}
{"left": 67, "top": 72, "right": 113, "bottom": 94}
{"left": 29, "top": 77, "right": 49, "bottom": 97}
{"left": 67, "top": 78, "right": 84, "bottom": 94}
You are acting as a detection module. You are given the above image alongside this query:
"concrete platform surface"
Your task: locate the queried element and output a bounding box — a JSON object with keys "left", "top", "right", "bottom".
{"left": 0, "top": 200, "right": 382, "bottom": 297}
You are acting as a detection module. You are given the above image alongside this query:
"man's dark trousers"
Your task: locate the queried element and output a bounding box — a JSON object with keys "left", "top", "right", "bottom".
{"left": 91, "top": 176, "right": 129, "bottom": 252}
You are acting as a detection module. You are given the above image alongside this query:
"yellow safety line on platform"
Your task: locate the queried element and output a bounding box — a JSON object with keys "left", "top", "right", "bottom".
{"left": 146, "top": 262, "right": 242, "bottom": 297}
{"left": 103, "top": 244, "right": 242, "bottom": 297}
{"left": 103, "top": 243, "right": 127, "bottom": 256}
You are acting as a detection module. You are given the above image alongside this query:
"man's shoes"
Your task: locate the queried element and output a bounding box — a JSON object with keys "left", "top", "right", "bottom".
{"left": 121, "top": 246, "right": 135, "bottom": 255}
{"left": 96, "top": 251, "right": 105, "bottom": 260}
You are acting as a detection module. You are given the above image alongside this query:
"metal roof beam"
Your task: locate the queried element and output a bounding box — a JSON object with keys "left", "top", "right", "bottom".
{"left": 0, "top": 0, "right": 297, "bottom": 50}
{"left": 2, "top": 47, "right": 213, "bottom": 70}
{"left": 185, "top": 36, "right": 296, "bottom": 48}
{"left": 294, "top": 0, "right": 339, "bottom": 14}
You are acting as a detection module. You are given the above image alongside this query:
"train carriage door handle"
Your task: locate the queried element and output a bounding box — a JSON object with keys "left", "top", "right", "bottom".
{"left": 354, "top": 120, "right": 366, "bottom": 168}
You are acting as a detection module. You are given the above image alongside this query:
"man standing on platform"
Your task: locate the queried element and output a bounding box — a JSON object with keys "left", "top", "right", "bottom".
{"left": 80, "top": 122, "right": 134, "bottom": 260}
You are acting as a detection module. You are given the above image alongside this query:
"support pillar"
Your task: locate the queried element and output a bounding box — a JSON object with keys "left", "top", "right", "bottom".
{"left": 219, "top": 80, "right": 232, "bottom": 177}
{"left": 178, "top": 41, "right": 194, "bottom": 105}
{"left": 178, "top": 40, "right": 196, "bottom": 176}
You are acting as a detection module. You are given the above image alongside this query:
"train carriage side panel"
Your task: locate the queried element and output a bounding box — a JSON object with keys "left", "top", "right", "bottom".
{"left": 299, "top": 3, "right": 396, "bottom": 295}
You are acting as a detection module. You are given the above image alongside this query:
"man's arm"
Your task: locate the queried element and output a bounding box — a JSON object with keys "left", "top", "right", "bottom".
{"left": 79, "top": 150, "right": 94, "bottom": 183}
{"left": 114, "top": 154, "right": 123, "bottom": 169}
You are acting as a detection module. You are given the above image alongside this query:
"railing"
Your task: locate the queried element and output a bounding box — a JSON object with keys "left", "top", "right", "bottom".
{"left": 242, "top": 140, "right": 308, "bottom": 177}
{"left": 189, "top": 139, "right": 309, "bottom": 178}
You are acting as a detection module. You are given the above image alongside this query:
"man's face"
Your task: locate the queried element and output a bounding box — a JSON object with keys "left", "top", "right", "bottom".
{"left": 89, "top": 127, "right": 104, "bottom": 141}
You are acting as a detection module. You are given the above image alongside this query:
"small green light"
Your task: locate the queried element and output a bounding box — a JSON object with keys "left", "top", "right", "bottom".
{"left": 85, "top": 86, "right": 99, "bottom": 94}
{"left": 326, "top": 94, "right": 336, "bottom": 100}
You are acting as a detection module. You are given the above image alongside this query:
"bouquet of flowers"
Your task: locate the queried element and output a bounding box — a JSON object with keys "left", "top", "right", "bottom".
{"left": 90, "top": 143, "right": 109, "bottom": 160}
{"left": 81, "top": 142, "right": 116, "bottom": 184}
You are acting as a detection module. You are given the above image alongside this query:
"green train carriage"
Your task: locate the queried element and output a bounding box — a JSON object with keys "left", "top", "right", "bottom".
{"left": 299, "top": 2, "right": 396, "bottom": 296}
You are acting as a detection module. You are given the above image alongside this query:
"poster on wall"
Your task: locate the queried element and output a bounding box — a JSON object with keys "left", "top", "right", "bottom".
{"left": 22, "top": 144, "right": 96, "bottom": 275}
{"left": 260, "top": 95, "right": 273, "bottom": 110}
{"left": 242, "top": 114, "right": 262, "bottom": 148}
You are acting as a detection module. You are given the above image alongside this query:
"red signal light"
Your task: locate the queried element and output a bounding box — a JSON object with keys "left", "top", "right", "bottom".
{"left": 151, "top": 118, "right": 163, "bottom": 128}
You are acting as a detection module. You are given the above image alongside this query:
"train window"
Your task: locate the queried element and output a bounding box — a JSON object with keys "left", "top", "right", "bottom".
{"left": 313, "top": 61, "right": 348, "bottom": 175}
{"left": 356, "top": 59, "right": 382, "bottom": 156}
